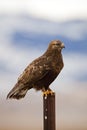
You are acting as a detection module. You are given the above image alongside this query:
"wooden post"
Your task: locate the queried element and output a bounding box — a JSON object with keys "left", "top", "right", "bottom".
{"left": 43, "top": 93, "right": 56, "bottom": 130}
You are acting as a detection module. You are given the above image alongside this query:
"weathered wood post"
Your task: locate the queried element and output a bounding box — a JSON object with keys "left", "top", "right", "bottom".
{"left": 43, "top": 92, "right": 56, "bottom": 130}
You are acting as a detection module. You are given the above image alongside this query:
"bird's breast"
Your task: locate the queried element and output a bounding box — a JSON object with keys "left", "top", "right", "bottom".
{"left": 51, "top": 56, "right": 64, "bottom": 74}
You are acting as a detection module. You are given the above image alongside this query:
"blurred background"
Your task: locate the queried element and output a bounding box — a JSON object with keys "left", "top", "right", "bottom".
{"left": 0, "top": 0, "right": 87, "bottom": 130}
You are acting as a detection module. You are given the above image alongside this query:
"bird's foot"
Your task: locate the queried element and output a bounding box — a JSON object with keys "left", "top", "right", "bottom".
{"left": 43, "top": 89, "right": 54, "bottom": 96}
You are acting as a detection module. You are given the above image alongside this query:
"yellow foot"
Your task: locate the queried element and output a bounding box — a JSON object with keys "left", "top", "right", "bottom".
{"left": 43, "top": 90, "right": 54, "bottom": 96}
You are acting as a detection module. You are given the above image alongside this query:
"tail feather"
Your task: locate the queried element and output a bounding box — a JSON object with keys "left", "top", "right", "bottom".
{"left": 7, "top": 83, "right": 28, "bottom": 100}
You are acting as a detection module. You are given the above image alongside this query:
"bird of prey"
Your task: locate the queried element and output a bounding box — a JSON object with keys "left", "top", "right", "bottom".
{"left": 7, "top": 40, "right": 65, "bottom": 99}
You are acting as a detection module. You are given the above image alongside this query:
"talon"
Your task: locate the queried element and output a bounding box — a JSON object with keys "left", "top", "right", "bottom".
{"left": 43, "top": 89, "right": 54, "bottom": 96}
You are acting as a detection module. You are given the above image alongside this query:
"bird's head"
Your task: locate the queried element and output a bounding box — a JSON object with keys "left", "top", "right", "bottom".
{"left": 48, "top": 40, "right": 65, "bottom": 52}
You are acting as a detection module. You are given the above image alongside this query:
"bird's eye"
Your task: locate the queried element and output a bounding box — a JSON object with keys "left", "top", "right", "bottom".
{"left": 53, "top": 43, "right": 60, "bottom": 46}
{"left": 55, "top": 43, "right": 60, "bottom": 46}
{"left": 56, "top": 43, "right": 60, "bottom": 45}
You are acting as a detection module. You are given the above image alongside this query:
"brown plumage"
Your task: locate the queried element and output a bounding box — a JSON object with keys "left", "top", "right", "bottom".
{"left": 7, "top": 40, "right": 65, "bottom": 99}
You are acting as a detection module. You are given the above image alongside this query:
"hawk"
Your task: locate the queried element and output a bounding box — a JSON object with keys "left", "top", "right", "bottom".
{"left": 7, "top": 40, "right": 65, "bottom": 99}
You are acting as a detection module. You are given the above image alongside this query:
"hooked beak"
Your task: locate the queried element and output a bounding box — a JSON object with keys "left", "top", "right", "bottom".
{"left": 61, "top": 43, "right": 65, "bottom": 48}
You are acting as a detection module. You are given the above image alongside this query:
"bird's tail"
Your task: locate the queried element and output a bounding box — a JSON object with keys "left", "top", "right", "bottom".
{"left": 7, "top": 82, "right": 28, "bottom": 100}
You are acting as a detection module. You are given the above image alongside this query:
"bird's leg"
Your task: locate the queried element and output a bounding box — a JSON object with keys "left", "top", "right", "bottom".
{"left": 42, "top": 88, "right": 54, "bottom": 96}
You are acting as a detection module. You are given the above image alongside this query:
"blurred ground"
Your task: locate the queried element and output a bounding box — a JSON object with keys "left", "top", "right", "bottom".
{"left": 0, "top": 83, "right": 87, "bottom": 130}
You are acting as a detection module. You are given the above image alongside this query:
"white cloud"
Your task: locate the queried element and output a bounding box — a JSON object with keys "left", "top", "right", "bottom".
{"left": 0, "top": 0, "right": 87, "bottom": 21}
{"left": 26, "top": 0, "right": 87, "bottom": 21}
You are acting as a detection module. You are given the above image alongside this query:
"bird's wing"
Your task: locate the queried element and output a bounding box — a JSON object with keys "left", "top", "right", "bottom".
{"left": 18, "top": 56, "right": 51, "bottom": 85}
{"left": 7, "top": 57, "right": 51, "bottom": 99}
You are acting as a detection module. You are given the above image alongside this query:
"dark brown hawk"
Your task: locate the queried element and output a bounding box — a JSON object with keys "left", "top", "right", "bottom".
{"left": 7, "top": 40, "right": 65, "bottom": 99}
